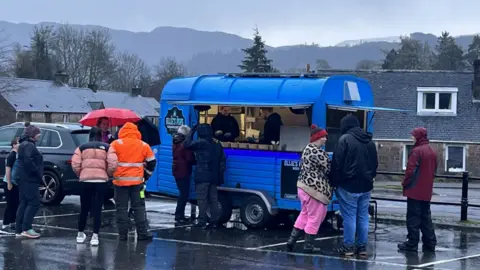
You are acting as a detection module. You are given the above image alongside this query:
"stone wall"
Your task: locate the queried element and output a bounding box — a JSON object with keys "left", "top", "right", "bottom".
{"left": 376, "top": 140, "right": 480, "bottom": 180}
{"left": 16, "top": 112, "right": 85, "bottom": 123}
{"left": 0, "top": 96, "right": 17, "bottom": 126}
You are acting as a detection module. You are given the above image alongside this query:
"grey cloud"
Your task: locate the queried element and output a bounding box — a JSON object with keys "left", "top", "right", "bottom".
{"left": 1, "top": 0, "right": 479, "bottom": 46}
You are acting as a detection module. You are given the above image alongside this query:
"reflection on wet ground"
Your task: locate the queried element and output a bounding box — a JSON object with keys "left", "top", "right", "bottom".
{"left": 0, "top": 197, "right": 479, "bottom": 269}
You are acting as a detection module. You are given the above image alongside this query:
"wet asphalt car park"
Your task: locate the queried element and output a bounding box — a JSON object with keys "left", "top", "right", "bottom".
{"left": 0, "top": 196, "right": 480, "bottom": 269}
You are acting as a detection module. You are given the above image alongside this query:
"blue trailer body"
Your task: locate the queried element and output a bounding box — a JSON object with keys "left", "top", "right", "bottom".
{"left": 147, "top": 74, "right": 405, "bottom": 226}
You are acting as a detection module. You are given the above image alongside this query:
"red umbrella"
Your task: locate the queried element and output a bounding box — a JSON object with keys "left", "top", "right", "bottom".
{"left": 79, "top": 108, "right": 141, "bottom": 127}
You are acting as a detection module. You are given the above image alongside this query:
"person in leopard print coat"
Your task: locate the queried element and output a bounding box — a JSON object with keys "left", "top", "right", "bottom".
{"left": 286, "top": 124, "right": 332, "bottom": 253}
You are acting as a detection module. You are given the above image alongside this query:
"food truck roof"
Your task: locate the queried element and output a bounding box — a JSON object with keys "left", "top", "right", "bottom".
{"left": 162, "top": 73, "right": 371, "bottom": 107}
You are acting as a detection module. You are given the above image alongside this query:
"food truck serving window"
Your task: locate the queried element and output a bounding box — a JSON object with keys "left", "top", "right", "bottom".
{"left": 173, "top": 101, "right": 313, "bottom": 152}
{"left": 325, "top": 104, "right": 409, "bottom": 152}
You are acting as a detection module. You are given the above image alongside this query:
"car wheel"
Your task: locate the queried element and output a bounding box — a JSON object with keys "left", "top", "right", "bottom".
{"left": 39, "top": 170, "right": 65, "bottom": 205}
{"left": 206, "top": 193, "right": 233, "bottom": 224}
{"left": 240, "top": 195, "right": 272, "bottom": 229}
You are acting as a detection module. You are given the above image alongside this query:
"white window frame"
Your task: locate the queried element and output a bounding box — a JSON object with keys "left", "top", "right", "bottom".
{"left": 62, "top": 114, "right": 69, "bottom": 123}
{"left": 402, "top": 144, "right": 414, "bottom": 170}
{"left": 417, "top": 87, "right": 458, "bottom": 116}
{"left": 445, "top": 145, "right": 466, "bottom": 173}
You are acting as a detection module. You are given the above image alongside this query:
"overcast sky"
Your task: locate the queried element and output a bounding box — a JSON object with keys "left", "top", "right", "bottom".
{"left": 1, "top": 0, "right": 479, "bottom": 46}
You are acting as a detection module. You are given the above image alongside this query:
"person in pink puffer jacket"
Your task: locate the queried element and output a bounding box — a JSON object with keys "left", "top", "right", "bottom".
{"left": 71, "top": 127, "right": 118, "bottom": 246}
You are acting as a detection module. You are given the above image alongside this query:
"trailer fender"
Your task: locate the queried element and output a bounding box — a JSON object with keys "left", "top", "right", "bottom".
{"left": 217, "top": 187, "right": 278, "bottom": 216}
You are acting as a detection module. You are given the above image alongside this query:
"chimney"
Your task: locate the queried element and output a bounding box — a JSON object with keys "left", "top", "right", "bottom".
{"left": 54, "top": 71, "right": 69, "bottom": 85}
{"left": 88, "top": 84, "right": 98, "bottom": 93}
{"left": 131, "top": 87, "right": 142, "bottom": 97}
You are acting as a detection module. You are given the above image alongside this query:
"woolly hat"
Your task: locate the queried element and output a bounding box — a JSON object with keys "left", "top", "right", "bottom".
{"left": 177, "top": 125, "right": 191, "bottom": 136}
{"left": 24, "top": 122, "right": 41, "bottom": 138}
{"left": 310, "top": 124, "right": 328, "bottom": 142}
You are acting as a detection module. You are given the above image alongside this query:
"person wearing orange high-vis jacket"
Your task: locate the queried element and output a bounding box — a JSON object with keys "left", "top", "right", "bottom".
{"left": 110, "top": 122, "right": 156, "bottom": 241}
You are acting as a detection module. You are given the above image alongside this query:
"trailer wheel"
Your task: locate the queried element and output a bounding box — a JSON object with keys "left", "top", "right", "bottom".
{"left": 240, "top": 195, "right": 272, "bottom": 229}
{"left": 206, "top": 194, "right": 233, "bottom": 224}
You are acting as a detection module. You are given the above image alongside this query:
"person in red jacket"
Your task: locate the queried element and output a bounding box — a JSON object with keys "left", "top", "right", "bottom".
{"left": 172, "top": 125, "right": 195, "bottom": 223}
{"left": 398, "top": 127, "right": 437, "bottom": 252}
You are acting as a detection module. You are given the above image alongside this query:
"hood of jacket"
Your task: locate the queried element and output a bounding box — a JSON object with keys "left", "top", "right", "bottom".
{"left": 173, "top": 133, "right": 186, "bottom": 144}
{"left": 411, "top": 127, "right": 429, "bottom": 146}
{"left": 197, "top": 124, "right": 213, "bottom": 141}
{"left": 340, "top": 115, "right": 372, "bottom": 143}
{"left": 340, "top": 114, "right": 360, "bottom": 134}
{"left": 118, "top": 122, "right": 141, "bottom": 140}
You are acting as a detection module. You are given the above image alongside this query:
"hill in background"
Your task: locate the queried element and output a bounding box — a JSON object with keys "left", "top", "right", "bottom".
{"left": 0, "top": 21, "right": 478, "bottom": 74}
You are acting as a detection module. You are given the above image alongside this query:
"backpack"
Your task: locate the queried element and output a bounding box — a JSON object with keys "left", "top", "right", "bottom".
{"left": 3, "top": 153, "right": 18, "bottom": 185}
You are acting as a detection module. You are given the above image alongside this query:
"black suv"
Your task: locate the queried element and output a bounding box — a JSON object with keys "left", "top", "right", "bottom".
{"left": 0, "top": 122, "right": 113, "bottom": 205}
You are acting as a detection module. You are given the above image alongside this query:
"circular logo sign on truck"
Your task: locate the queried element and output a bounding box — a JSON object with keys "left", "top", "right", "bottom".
{"left": 165, "top": 107, "right": 185, "bottom": 135}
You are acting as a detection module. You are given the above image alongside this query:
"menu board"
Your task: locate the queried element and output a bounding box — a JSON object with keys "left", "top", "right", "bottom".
{"left": 280, "top": 160, "right": 301, "bottom": 199}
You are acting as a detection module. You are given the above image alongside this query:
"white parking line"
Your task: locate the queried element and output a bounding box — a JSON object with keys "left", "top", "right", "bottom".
{"left": 153, "top": 236, "right": 415, "bottom": 268}
{"left": 246, "top": 235, "right": 343, "bottom": 250}
{"left": 414, "top": 253, "right": 480, "bottom": 268}
{"left": 21, "top": 223, "right": 457, "bottom": 269}
{"left": 33, "top": 210, "right": 116, "bottom": 219}
{"left": 32, "top": 223, "right": 191, "bottom": 234}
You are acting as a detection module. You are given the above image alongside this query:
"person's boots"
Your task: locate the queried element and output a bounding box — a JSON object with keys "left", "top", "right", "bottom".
{"left": 137, "top": 231, "right": 153, "bottom": 241}
{"left": 286, "top": 228, "right": 303, "bottom": 252}
{"left": 397, "top": 241, "right": 418, "bottom": 252}
{"left": 303, "top": 234, "right": 319, "bottom": 253}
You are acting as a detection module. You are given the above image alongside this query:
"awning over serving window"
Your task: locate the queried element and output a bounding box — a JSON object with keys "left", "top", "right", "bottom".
{"left": 327, "top": 104, "right": 409, "bottom": 112}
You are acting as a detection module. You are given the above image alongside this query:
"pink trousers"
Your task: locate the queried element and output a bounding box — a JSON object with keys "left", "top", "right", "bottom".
{"left": 294, "top": 188, "right": 328, "bottom": 235}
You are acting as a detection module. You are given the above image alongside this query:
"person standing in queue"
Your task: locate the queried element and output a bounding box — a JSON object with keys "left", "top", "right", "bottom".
{"left": 172, "top": 125, "right": 195, "bottom": 224}
{"left": 398, "top": 127, "right": 437, "bottom": 252}
{"left": 183, "top": 123, "right": 225, "bottom": 229}
{"left": 330, "top": 115, "right": 378, "bottom": 256}
{"left": 110, "top": 122, "right": 156, "bottom": 241}
{"left": 260, "top": 107, "right": 283, "bottom": 144}
{"left": 71, "top": 127, "right": 118, "bottom": 246}
{"left": 211, "top": 106, "right": 240, "bottom": 142}
{"left": 15, "top": 123, "right": 43, "bottom": 239}
{"left": 97, "top": 117, "right": 115, "bottom": 144}
{"left": 286, "top": 125, "right": 332, "bottom": 253}
{"left": 1, "top": 138, "right": 20, "bottom": 234}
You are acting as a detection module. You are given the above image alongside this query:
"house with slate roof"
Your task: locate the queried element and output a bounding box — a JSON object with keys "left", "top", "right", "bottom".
{"left": 316, "top": 68, "right": 480, "bottom": 177}
{"left": 74, "top": 87, "right": 160, "bottom": 125}
{"left": 0, "top": 73, "right": 160, "bottom": 126}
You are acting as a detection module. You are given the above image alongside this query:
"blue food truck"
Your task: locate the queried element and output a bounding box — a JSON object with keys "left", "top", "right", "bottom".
{"left": 146, "top": 73, "right": 405, "bottom": 228}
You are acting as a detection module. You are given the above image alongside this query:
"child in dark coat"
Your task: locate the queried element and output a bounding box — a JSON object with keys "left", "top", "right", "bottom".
{"left": 172, "top": 125, "right": 195, "bottom": 223}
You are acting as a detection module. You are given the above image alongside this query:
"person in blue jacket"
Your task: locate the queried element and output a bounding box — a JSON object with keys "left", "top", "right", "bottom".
{"left": 1, "top": 138, "right": 20, "bottom": 234}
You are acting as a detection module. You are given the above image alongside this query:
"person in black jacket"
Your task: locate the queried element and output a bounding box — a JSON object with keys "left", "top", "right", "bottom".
{"left": 260, "top": 107, "right": 283, "bottom": 144}
{"left": 184, "top": 123, "right": 226, "bottom": 229}
{"left": 15, "top": 123, "right": 43, "bottom": 239}
{"left": 211, "top": 106, "right": 240, "bottom": 142}
{"left": 330, "top": 115, "right": 378, "bottom": 257}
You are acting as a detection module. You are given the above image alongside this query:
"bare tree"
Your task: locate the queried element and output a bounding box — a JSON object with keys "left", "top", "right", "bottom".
{"left": 52, "top": 24, "right": 89, "bottom": 87}
{"left": 0, "top": 30, "right": 19, "bottom": 93}
{"left": 148, "top": 57, "right": 187, "bottom": 99}
{"left": 108, "top": 52, "right": 151, "bottom": 92}
{"left": 84, "top": 28, "right": 115, "bottom": 88}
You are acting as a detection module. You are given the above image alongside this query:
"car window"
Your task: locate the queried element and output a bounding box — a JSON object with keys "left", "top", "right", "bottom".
{"left": 0, "top": 128, "right": 18, "bottom": 147}
{"left": 36, "top": 130, "right": 61, "bottom": 148}
{"left": 37, "top": 130, "right": 51, "bottom": 147}
{"left": 71, "top": 130, "right": 90, "bottom": 146}
{"left": 50, "top": 131, "right": 61, "bottom": 147}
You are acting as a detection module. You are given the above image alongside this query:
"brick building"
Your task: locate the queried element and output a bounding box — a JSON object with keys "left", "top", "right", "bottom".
{"left": 318, "top": 69, "right": 480, "bottom": 177}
